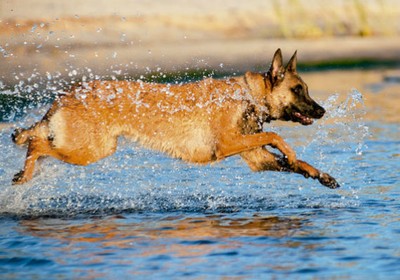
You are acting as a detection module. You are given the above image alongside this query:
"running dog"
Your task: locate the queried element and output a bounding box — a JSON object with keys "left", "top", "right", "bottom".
{"left": 12, "top": 49, "right": 339, "bottom": 188}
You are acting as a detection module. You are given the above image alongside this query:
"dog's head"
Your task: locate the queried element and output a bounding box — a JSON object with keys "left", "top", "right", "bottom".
{"left": 265, "top": 49, "right": 325, "bottom": 125}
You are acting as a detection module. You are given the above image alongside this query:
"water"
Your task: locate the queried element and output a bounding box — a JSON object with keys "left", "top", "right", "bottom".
{"left": 0, "top": 69, "right": 399, "bottom": 279}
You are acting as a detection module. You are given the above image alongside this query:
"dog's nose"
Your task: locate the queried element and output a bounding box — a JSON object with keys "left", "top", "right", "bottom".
{"left": 314, "top": 105, "right": 325, "bottom": 118}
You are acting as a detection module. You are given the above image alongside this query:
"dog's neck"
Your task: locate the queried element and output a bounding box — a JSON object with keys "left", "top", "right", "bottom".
{"left": 243, "top": 72, "right": 269, "bottom": 100}
{"left": 242, "top": 72, "right": 275, "bottom": 121}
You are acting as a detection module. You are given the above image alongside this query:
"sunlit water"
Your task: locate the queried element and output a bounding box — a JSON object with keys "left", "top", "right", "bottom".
{"left": 0, "top": 70, "right": 399, "bottom": 279}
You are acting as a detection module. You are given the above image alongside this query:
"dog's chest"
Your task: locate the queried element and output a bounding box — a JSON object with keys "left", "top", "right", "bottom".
{"left": 240, "top": 104, "right": 268, "bottom": 134}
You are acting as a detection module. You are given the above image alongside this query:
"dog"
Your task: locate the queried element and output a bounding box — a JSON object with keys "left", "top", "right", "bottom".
{"left": 12, "top": 49, "right": 339, "bottom": 188}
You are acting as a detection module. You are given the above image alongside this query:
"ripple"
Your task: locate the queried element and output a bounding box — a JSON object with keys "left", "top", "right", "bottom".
{"left": 180, "top": 239, "right": 217, "bottom": 245}
{"left": 208, "top": 250, "right": 239, "bottom": 257}
{"left": 0, "top": 257, "right": 54, "bottom": 267}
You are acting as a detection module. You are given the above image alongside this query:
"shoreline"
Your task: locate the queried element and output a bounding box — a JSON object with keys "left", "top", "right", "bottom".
{"left": 1, "top": 0, "right": 400, "bottom": 84}
{"left": 2, "top": 36, "right": 400, "bottom": 85}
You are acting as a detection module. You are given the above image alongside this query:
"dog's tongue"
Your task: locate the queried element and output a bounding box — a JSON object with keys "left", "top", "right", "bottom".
{"left": 294, "top": 112, "right": 313, "bottom": 125}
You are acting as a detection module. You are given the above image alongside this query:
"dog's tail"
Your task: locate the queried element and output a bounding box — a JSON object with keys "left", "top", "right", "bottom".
{"left": 12, "top": 127, "right": 32, "bottom": 145}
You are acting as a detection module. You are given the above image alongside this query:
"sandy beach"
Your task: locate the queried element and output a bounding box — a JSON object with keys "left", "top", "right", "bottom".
{"left": 1, "top": 0, "right": 400, "bottom": 83}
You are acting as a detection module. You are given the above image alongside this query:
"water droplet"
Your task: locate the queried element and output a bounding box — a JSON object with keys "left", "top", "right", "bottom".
{"left": 120, "top": 33, "right": 126, "bottom": 42}
{"left": 0, "top": 46, "right": 10, "bottom": 57}
{"left": 31, "top": 24, "right": 37, "bottom": 33}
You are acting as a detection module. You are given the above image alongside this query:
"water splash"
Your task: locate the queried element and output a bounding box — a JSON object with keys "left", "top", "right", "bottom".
{"left": 0, "top": 72, "right": 364, "bottom": 218}
{"left": 0, "top": 124, "right": 361, "bottom": 219}
{"left": 267, "top": 88, "right": 369, "bottom": 195}
{"left": 322, "top": 89, "right": 369, "bottom": 153}
{"left": 306, "top": 89, "right": 369, "bottom": 193}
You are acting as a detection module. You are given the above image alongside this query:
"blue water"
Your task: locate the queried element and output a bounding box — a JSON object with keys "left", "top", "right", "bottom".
{"left": 0, "top": 75, "right": 399, "bottom": 279}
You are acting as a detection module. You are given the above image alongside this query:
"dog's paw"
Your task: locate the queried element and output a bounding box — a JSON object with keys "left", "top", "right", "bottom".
{"left": 284, "top": 153, "right": 297, "bottom": 169}
{"left": 318, "top": 173, "right": 340, "bottom": 189}
{"left": 12, "top": 171, "right": 28, "bottom": 185}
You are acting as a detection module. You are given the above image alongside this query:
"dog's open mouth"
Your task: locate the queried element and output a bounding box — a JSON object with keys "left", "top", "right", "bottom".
{"left": 293, "top": 112, "right": 314, "bottom": 125}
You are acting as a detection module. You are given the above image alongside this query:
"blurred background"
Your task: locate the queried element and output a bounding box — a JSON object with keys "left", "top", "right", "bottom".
{"left": 1, "top": 0, "right": 400, "bottom": 82}
{"left": 0, "top": 0, "right": 399, "bottom": 123}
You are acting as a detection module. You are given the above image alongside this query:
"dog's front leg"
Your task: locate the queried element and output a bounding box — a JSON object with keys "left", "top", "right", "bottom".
{"left": 293, "top": 160, "right": 340, "bottom": 189}
{"left": 216, "top": 131, "right": 297, "bottom": 166}
{"left": 241, "top": 148, "right": 340, "bottom": 189}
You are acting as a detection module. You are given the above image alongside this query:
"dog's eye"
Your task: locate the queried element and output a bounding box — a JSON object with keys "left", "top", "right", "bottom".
{"left": 292, "top": 85, "right": 303, "bottom": 94}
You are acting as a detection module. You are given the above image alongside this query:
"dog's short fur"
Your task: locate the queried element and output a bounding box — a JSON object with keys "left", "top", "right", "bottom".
{"left": 12, "top": 49, "right": 339, "bottom": 188}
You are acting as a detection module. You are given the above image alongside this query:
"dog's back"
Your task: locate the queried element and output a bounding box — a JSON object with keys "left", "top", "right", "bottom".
{"left": 13, "top": 77, "right": 248, "bottom": 167}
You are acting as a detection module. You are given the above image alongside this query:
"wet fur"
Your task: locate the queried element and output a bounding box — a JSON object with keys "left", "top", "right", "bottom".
{"left": 12, "top": 49, "right": 339, "bottom": 188}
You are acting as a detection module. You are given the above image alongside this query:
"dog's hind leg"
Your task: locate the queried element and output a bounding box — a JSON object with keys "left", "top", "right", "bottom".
{"left": 241, "top": 148, "right": 340, "bottom": 189}
{"left": 12, "top": 126, "right": 54, "bottom": 185}
{"left": 13, "top": 141, "right": 42, "bottom": 184}
{"left": 13, "top": 143, "right": 40, "bottom": 184}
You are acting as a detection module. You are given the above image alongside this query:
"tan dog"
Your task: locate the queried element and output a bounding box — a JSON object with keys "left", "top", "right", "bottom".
{"left": 12, "top": 49, "right": 339, "bottom": 188}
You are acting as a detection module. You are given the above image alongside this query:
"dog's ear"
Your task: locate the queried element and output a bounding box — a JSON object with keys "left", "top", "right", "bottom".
{"left": 286, "top": 50, "right": 297, "bottom": 73}
{"left": 268, "top": 49, "right": 285, "bottom": 85}
{"left": 270, "top": 49, "right": 283, "bottom": 77}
